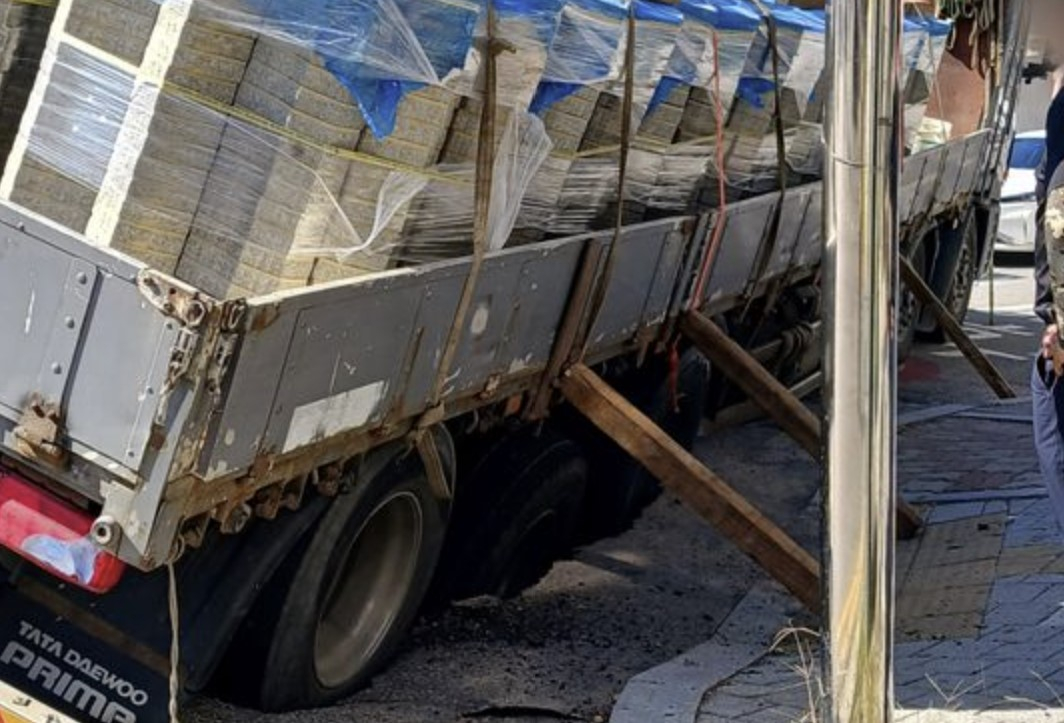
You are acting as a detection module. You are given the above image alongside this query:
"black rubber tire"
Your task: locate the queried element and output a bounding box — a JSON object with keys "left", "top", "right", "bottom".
{"left": 573, "top": 347, "right": 711, "bottom": 540}
{"left": 216, "top": 436, "right": 453, "bottom": 712}
{"left": 898, "top": 239, "right": 925, "bottom": 364}
{"left": 922, "top": 216, "right": 978, "bottom": 343}
{"left": 435, "top": 426, "right": 588, "bottom": 602}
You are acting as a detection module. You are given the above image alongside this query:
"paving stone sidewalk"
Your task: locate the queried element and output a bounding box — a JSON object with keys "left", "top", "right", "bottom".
{"left": 621, "top": 395, "right": 1064, "bottom": 723}
{"left": 691, "top": 398, "right": 1064, "bottom": 722}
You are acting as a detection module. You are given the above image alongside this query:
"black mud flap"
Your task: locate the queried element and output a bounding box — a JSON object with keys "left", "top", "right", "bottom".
{"left": 0, "top": 570, "right": 170, "bottom": 723}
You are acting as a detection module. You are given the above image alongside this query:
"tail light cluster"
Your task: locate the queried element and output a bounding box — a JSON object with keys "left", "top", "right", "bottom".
{"left": 0, "top": 471, "right": 124, "bottom": 593}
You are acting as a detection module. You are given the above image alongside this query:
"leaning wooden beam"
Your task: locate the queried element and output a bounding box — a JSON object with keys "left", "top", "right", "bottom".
{"left": 679, "top": 310, "right": 924, "bottom": 539}
{"left": 681, "top": 311, "right": 820, "bottom": 456}
{"left": 559, "top": 363, "right": 821, "bottom": 614}
{"left": 900, "top": 257, "right": 1017, "bottom": 400}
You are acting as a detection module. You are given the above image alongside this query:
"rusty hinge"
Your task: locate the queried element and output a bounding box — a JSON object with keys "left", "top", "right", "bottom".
{"left": 13, "top": 395, "right": 68, "bottom": 468}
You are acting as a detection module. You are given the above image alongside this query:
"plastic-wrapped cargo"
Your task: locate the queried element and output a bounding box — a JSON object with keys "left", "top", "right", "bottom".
{"left": 631, "top": 0, "right": 760, "bottom": 216}
{"left": 0, "top": 0, "right": 493, "bottom": 298}
{"left": 0, "top": 0, "right": 55, "bottom": 168}
{"left": 726, "top": 2, "right": 826, "bottom": 189}
{"left": 512, "top": 0, "right": 629, "bottom": 240}
{"left": 551, "top": 0, "right": 685, "bottom": 234}
{"left": 904, "top": 15, "right": 952, "bottom": 151}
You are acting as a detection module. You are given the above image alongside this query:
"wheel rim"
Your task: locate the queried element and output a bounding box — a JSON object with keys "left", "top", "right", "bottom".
{"left": 314, "top": 491, "right": 424, "bottom": 689}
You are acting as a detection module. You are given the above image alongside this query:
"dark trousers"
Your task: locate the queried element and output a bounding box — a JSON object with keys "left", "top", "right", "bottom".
{"left": 1031, "top": 355, "right": 1064, "bottom": 538}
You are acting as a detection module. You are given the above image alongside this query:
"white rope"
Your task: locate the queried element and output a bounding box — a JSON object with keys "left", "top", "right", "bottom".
{"left": 166, "top": 540, "right": 186, "bottom": 723}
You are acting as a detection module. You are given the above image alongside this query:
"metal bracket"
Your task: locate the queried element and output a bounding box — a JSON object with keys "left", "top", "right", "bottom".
{"left": 13, "top": 395, "right": 68, "bottom": 468}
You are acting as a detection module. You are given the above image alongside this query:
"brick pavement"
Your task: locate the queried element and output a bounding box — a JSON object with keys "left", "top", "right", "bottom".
{"left": 687, "top": 398, "right": 1064, "bottom": 722}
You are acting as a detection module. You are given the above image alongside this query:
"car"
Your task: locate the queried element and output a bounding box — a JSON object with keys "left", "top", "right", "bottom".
{"left": 996, "top": 130, "right": 1044, "bottom": 254}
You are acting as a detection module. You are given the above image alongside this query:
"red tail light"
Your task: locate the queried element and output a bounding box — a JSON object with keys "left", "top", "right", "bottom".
{"left": 0, "top": 471, "right": 124, "bottom": 593}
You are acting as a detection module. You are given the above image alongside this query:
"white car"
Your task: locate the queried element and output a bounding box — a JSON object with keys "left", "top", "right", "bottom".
{"left": 996, "top": 130, "right": 1044, "bottom": 254}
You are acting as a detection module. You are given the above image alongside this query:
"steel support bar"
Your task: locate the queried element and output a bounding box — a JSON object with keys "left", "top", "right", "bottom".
{"left": 559, "top": 363, "right": 821, "bottom": 613}
{"left": 680, "top": 311, "right": 923, "bottom": 539}
{"left": 823, "top": 0, "right": 898, "bottom": 719}
{"left": 900, "top": 258, "right": 1017, "bottom": 399}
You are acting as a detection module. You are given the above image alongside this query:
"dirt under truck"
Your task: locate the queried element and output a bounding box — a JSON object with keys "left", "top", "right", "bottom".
{"left": 0, "top": 0, "right": 1031, "bottom": 720}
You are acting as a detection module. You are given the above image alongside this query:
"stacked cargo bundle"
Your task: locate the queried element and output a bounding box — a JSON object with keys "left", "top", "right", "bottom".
{"left": 0, "top": 0, "right": 868, "bottom": 300}
{"left": 725, "top": 3, "right": 825, "bottom": 191}
{"left": 0, "top": 0, "right": 55, "bottom": 167}
{"left": 904, "top": 15, "right": 952, "bottom": 150}
{"left": 551, "top": 0, "right": 685, "bottom": 233}
{"left": 511, "top": 0, "right": 630, "bottom": 242}
{"left": 394, "top": 0, "right": 564, "bottom": 263}
{"left": 640, "top": 0, "right": 761, "bottom": 217}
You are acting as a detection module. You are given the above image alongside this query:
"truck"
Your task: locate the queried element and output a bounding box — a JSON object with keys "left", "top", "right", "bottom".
{"left": 0, "top": 0, "right": 1032, "bottom": 720}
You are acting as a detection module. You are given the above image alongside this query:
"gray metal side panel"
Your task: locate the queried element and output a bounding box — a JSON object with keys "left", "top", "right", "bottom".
{"left": 586, "top": 219, "right": 689, "bottom": 349}
{"left": 204, "top": 236, "right": 592, "bottom": 476}
{"left": 763, "top": 186, "right": 815, "bottom": 279}
{"left": 899, "top": 153, "right": 927, "bottom": 224}
{"left": 0, "top": 205, "right": 177, "bottom": 472}
{"left": 932, "top": 140, "right": 968, "bottom": 214}
{"left": 793, "top": 185, "right": 824, "bottom": 268}
{"left": 701, "top": 193, "right": 778, "bottom": 307}
{"left": 954, "top": 132, "right": 990, "bottom": 204}
{"left": 911, "top": 146, "right": 945, "bottom": 222}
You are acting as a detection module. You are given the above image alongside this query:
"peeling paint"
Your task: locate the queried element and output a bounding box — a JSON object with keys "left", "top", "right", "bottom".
{"left": 283, "top": 381, "right": 388, "bottom": 453}
{"left": 471, "top": 303, "right": 490, "bottom": 336}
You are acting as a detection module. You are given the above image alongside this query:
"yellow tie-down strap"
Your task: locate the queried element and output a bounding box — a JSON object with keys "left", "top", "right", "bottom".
{"left": 0, "top": 679, "right": 74, "bottom": 723}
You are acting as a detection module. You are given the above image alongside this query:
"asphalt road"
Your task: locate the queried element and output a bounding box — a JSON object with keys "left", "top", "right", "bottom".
{"left": 188, "top": 258, "right": 1043, "bottom": 723}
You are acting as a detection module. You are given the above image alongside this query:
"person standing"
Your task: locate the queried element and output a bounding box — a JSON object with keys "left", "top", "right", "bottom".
{"left": 1031, "top": 67, "right": 1064, "bottom": 536}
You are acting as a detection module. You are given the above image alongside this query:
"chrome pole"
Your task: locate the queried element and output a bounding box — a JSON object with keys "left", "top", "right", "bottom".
{"left": 823, "top": 0, "right": 900, "bottom": 720}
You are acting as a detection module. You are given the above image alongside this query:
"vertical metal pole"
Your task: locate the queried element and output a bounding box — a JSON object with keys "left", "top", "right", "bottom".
{"left": 823, "top": 0, "right": 900, "bottom": 720}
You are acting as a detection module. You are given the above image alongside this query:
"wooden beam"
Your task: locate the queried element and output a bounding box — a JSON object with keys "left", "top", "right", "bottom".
{"left": 900, "top": 257, "right": 1017, "bottom": 400}
{"left": 681, "top": 312, "right": 820, "bottom": 457}
{"left": 680, "top": 311, "right": 924, "bottom": 539}
{"left": 560, "top": 363, "right": 821, "bottom": 614}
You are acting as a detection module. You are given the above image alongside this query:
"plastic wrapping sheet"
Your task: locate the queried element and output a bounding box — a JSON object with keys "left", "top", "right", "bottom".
{"left": 531, "top": 0, "right": 629, "bottom": 113}
{"left": 904, "top": 15, "right": 952, "bottom": 150}
{"left": 204, "top": 0, "right": 480, "bottom": 138}
{"left": 392, "top": 111, "right": 553, "bottom": 262}
{"left": 726, "top": 2, "right": 825, "bottom": 187}
{"left": 516, "top": 0, "right": 630, "bottom": 239}
{"left": 445, "top": 0, "right": 566, "bottom": 112}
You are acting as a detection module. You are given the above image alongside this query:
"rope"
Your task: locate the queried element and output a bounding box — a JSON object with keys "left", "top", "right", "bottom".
{"left": 938, "top": 0, "right": 998, "bottom": 74}
{"left": 166, "top": 539, "right": 186, "bottom": 723}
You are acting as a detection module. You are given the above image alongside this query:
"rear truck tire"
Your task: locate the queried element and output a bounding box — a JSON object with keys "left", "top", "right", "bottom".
{"left": 569, "top": 347, "right": 711, "bottom": 541}
{"left": 898, "top": 238, "right": 926, "bottom": 364}
{"left": 433, "top": 426, "right": 588, "bottom": 603}
{"left": 217, "top": 429, "right": 454, "bottom": 712}
{"left": 920, "top": 214, "right": 978, "bottom": 343}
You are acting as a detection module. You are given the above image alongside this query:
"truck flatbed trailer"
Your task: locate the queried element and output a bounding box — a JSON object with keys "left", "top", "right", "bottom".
{"left": 0, "top": 0, "right": 1031, "bottom": 718}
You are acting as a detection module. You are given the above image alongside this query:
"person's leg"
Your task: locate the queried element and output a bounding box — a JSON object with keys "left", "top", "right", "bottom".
{"left": 1031, "top": 355, "right": 1064, "bottom": 538}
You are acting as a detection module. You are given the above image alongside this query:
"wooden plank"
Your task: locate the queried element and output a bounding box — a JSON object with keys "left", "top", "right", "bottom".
{"left": 559, "top": 363, "right": 821, "bottom": 613}
{"left": 681, "top": 311, "right": 820, "bottom": 457}
{"left": 681, "top": 311, "right": 924, "bottom": 539}
{"left": 900, "top": 257, "right": 1017, "bottom": 400}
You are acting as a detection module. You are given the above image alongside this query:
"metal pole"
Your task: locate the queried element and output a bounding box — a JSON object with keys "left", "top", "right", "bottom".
{"left": 823, "top": 0, "right": 900, "bottom": 719}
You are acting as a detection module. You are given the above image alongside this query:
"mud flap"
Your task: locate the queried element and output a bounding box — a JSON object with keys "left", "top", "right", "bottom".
{"left": 0, "top": 572, "right": 170, "bottom": 723}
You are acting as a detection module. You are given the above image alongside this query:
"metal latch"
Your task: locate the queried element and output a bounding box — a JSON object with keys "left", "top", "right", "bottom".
{"left": 13, "top": 396, "right": 67, "bottom": 468}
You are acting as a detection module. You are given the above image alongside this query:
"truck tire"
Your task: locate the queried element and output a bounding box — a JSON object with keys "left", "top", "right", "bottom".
{"left": 898, "top": 239, "right": 926, "bottom": 364}
{"left": 573, "top": 347, "right": 711, "bottom": 540}
{"left": 439, "top": 427, "right": 588, "bottom": 601}
{"left": 921, "top": 215, "right": 978, "bottom": 343}
{"left": 219, "top": 433, "right": 453, "bottom": 712}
